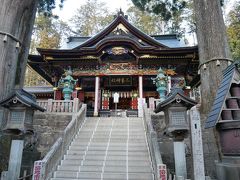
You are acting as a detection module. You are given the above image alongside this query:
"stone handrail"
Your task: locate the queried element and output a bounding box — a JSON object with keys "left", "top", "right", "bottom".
{"left": 143, "top": 104, "right": 167, "bottom": 180}
{"left": 37, "top": 98, "right": 81, "bottom": 113}
{"left": 149, "top": 98, "right": 161, "bottom": 111}
{"left": 32, "top": 104, "right": 87, "bottom": 180}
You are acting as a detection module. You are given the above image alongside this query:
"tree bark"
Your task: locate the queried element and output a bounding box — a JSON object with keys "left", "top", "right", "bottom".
{"left": 193, "top": 0, "right": 231, "bottom": 114}
{"left": 193, "top": 0, "right": 232, "bottom": 178}
{"left": 0, "top": 0, "right": 38, "bottom": 100}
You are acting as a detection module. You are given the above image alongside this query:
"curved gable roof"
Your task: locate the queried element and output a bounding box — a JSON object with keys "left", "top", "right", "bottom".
{"left": 73, "top": 14, "right": 169, "bottom": 50}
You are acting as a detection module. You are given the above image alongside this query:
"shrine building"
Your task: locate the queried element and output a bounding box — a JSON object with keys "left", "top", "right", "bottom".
{"left": 27, "top": 11, "right": 199, "bottom": 116}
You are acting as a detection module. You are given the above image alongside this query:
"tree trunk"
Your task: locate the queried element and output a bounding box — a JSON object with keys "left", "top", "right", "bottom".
{"left": 194, "top": 0, "right": 231, "bottom": 114}
{"left": 0, "top": 0, "right": 38, "bottom": 100}
{"left": 193, "top": 0, "right": 232, "bottom": 178}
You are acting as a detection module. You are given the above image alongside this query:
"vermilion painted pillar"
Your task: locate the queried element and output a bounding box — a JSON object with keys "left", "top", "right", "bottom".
{"left": 94, "top": 76, "right": 100, "bottom": 116}
{"left": 55, "top": 90, "right": 62, "bottom": 100}
{"left": 78, "top": 91, "right": 84, "bottom": 102}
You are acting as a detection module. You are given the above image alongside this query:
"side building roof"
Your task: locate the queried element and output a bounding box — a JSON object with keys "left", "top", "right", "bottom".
{"left": 205, "top": 61, "right": 240, "bottom": 128}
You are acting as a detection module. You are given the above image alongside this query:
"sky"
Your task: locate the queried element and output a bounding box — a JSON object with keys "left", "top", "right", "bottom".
{"left": 54, "top": 0, "right": 133, "bottom": 21}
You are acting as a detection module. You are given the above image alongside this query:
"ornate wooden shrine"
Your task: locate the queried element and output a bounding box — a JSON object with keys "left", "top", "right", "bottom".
{"left": 28, "top": 11, "right": 199, "bottom": 116}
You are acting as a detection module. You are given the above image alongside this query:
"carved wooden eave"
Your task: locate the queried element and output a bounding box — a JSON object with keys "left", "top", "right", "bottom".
{"left": 35, "top": 45, "right": 198, "bottom": 62}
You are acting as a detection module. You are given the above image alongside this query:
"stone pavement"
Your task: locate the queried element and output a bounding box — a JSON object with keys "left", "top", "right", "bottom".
{"left": 51, "top": 117, "right": 154, "bottom": 180}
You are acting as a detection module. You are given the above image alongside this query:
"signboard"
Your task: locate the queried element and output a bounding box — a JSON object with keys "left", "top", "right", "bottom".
{"left": 113, "top": 92, "right": 119, "bottom": 103}
{"left": 158, "top": 164, "right": 167, "bottom": 180}
{"left": 32, "top": 161, "right": 44, "bottom": 180}
{"left": 109, "top": 76, "right": 132, "bottom": 86}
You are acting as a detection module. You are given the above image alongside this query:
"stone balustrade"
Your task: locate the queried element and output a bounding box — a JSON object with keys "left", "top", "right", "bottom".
{"left": 143, "top": 104, "right": 167, "bottom": 180}
{"left": 37, "top": 98, "right": 81, "bottom": 113}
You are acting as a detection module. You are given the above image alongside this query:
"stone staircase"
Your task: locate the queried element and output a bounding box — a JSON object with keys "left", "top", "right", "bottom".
{"left": 51, "top": 117, "right": 154, "bottom": 180}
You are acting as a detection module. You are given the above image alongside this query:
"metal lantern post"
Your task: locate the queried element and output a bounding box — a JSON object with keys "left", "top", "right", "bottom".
{"left": 152, "top": 68, "right": 168, "bottom": 102}
{"left": 58, "top": 67, "right": 77, "bottom": 100}
{"left": 155, "top": 88, "right": 197, "bottom": 179}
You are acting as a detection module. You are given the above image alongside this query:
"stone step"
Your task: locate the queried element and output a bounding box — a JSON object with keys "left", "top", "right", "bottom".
{"left": 53, "top": 171, "right": 153, "bottom": 179}
{"left": 57, "top": 165, "right": 152, "bottom": 173}
{"left": 71, "top": 141, "right": 147, "bottom": 147}
{"left": 70, "top": 142, "right": 147, "bottom": 148}
{"left": 69, "top": 143, "right": 147, "bottom": 151}
{"left": 61, "top": 159, "right": 151, "bottom": 167}
{"left": 72, "top": 138, "right": 146, "bottom": 143}
{"left": 50, "top": 117, "right": 152, "bottom": 180}
{"left": 67, "top": 150, "right": 149, "bottom": 156}
{"left": 64, "top": 154, "right": 150, "bottom": 161}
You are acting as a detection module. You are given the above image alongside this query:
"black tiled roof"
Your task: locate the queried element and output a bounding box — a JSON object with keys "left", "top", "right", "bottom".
{"left": 154, "top": 88, "right": 197, "bottom": 113}
{"left": 0, "top": 89, "right": 45, "bottom": 112}
{"left": 205, "top": 61, "right": 240, "bottom": 128}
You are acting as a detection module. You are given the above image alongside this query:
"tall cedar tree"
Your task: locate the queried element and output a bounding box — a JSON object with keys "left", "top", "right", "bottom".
{"left": 0, "top": 0, "right": 62, "bottom": 100}
{"left": 0, "top": 0, "right": 62, "bottom": 172}
{"left": 131, "top": 0, "right": 231, "bottom": 178}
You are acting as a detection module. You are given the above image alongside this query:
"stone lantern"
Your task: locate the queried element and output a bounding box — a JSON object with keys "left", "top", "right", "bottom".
{"left": 155, "top": 88, "right": 197, "bottom": 179}
{"left": 0, "top": 89, "right": 45, "bottom": 135}
{"left": 0, "top": 89, "right": 44, "bottom": 180}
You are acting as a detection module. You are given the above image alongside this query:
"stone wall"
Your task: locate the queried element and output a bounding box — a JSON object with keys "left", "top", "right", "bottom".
{"left": 33, "top": 112, "right": 72, "bottom": 157}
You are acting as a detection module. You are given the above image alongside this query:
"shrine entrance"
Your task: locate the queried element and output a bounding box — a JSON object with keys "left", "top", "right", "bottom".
{"left": 109, "top": 97, "right": 131, "bottom": 110}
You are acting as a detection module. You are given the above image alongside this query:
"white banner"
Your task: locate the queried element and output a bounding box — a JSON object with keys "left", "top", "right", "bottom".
{"left": 113, "top": 92, "right": 119, "bottom": 103}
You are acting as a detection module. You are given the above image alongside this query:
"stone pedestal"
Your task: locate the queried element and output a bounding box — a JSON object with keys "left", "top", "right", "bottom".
{"left": 8, "top": 140, "right": 24, "bottom": 180}
{"left": 138, "top": 98, "right": 145, "bottom": 117}
{"left": 1, "top": 171, "right": 8, "bottom": 180}
{"left": 173, "top": 141, "right": 187, "bottom": 179}
{"left": 149, "top": 97, "right": 155, "bottom": 111}
{"left": 216, "top": 156, "right": 240, "bottom": 180}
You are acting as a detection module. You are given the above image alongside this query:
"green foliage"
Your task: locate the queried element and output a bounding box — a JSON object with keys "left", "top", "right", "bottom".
{"left": 38, "top": 0, "right": 64, "bottom": 13}
{"left": 131, "top": 0, "right": 224, "bottom": 35}
{"left": 131, "top": 0, "right": 187, "bottom": 34}
{"left": 227, "top": 2, "right": 240, "bottom": 60}
{"left": 31, "top": 14, "right": 72, "bottom": 52}
{"left": 127, "top": 6, "right": 165, "bottom": 34}
{"left": 25, "top": 14, "right": 72, "bottom": 87}
{"left": 70, "top": 0, "right": 114, "bottom": 36}
{"left": 131, "top": 0, "right": 186, "bottom": 21}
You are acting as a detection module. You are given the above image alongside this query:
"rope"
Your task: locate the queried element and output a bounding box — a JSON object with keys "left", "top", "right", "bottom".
{"left": 198, "top": 57, "right": 233, "bottom": 70}
{"left": 0, "top": 31, "right": 22, "bottom": 44}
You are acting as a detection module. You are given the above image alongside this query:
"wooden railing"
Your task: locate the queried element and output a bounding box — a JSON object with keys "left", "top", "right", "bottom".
{"left": 37, "top": 98, "right": 81, "bottom": 113}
